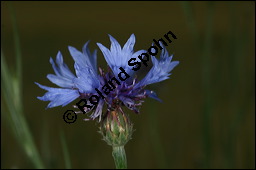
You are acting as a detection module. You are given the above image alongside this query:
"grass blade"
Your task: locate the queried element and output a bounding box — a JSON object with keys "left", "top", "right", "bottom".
{"left": 1, "top": 3, "right": 45, "bottom": 168}
{"left": 60, "top": 131, "right": 72, "bottom": 169}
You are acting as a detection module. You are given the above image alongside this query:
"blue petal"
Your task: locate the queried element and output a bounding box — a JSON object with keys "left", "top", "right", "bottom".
{"left": 109, "top": 35, "right": 123, "bottom": 66}
{"left": 97, "top": 34, "right": 146, "bottom": 77}
{"left": 47, "top": 91, "right": 79, "bottom": 108}
{"left": 135, "top": 45, "right": 179, "bottom": 88}
{"left": 123, "top": 34, "right": 135, "bottom": 52}
{"left": 73, "top": 63, "right": 100, "bottom": 93}
{"left": 119, "top": 96, "right": 136, "bottom": 111}
{"left": 82, "top": 41, "right": 91, "bottom": 55}
{"left": 82, "top": 41, "right": 98, "bottom": 74}
{"left": 35, "top": 82, "right": 79, "bottom": 108}
{"left": 131, "top": 49, "right": 147, "bottom": 58}
{"left": 55, "top": 51, "right": 75, "bottom": 79}
{"left": 48, "top": 52, "right": 75, "bottom": 88}
{"left": 69, "top": 46, "right": 87, "bottom": 66}
{"left": 145, "top": 90, "right": 162, "bottom": 102}
{"left": 68, "top": 45, "right": 96, "bottom": 75}
{"left": 97, "top": 42, "right": 113, "bottom": 67}
{"left": 49, "top": 57, "right": 61, "bottom": 77}
{"left": 91, "top": 50, "right": 98, "bottom": 72}
{"left": 90, "top": 99, "right": 104, "bottom": 121}
{"left": 47, "top": 74, "right": 74, "bottom": 88}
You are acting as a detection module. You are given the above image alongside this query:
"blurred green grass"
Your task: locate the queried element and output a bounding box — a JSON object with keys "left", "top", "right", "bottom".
{"left": 1, "top": 3, "right": 44, "bottom": 168}
{"left": 1, "top": 1, "right": 255, "bottom": 169}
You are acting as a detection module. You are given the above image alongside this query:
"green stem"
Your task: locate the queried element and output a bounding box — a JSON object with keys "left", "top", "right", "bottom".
{"left": 112, "top": 146, "right": 127, "bottom": 169}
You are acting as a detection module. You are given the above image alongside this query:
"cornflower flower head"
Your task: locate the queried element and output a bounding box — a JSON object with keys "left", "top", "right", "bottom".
{"left": 36, "top": 34, "right": 179, "bottom": 121}
{"left": 36, "top": 34, "right": 179, "bottom": 168}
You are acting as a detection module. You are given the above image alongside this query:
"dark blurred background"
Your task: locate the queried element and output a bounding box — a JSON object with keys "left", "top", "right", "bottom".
{"left": 1, "top": 1, "right": 255, "bottom": 169}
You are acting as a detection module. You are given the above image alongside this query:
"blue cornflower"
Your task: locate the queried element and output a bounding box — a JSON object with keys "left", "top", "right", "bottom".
{"left": 36, "top": 34, "right": 179, "bottom": 121}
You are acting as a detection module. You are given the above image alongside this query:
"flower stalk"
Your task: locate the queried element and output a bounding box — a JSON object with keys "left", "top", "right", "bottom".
{"left": 112, "top": 146, "right": 127, "bottom": 169}
{"left": 99, "top": 106, "right": 133, "bottom": 169}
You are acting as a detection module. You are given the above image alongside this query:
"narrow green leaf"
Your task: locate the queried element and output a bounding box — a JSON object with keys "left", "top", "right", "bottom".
{"left": 60, "top": 131, "right": 72, "bottom": 169}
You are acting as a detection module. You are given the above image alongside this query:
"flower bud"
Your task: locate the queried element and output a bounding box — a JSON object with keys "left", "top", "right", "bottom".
{"left": 99, "top": 107, "right": 133, "bottom": 147}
